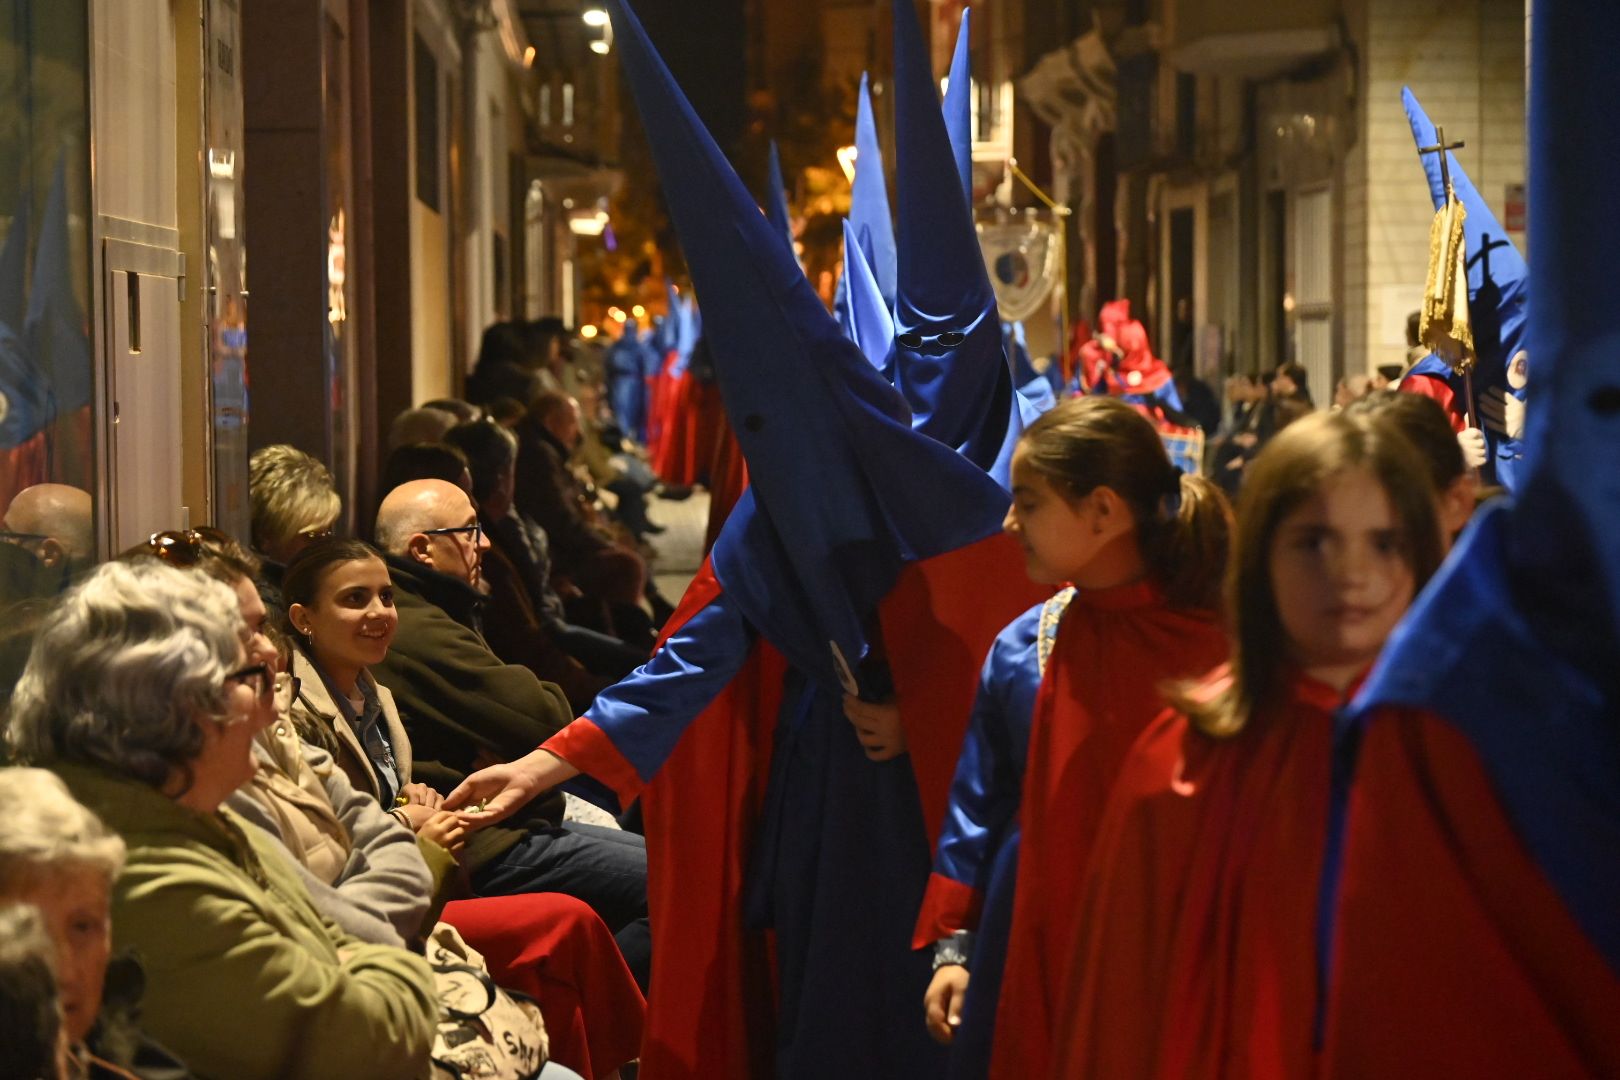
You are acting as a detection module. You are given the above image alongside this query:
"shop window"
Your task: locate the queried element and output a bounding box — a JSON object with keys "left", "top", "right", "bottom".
{"left": 0, "top": 0, "right": 98, "bottom": 621}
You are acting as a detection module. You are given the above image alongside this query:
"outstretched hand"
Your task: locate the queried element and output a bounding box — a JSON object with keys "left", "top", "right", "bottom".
{"left": 444, "top": 748, "right": 579, "bottom": 828}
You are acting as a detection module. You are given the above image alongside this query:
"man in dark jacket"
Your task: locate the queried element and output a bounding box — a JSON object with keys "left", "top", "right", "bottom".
{"left": 372, "top": 478, "right": 649, "bottom": 985}
{"left": 514, "top": 392, "right": 654, "bottom": 647}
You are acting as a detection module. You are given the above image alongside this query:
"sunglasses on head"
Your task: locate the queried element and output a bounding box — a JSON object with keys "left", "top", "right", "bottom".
{"left": 147, "top": 527, "right": 238, "bottom": 568}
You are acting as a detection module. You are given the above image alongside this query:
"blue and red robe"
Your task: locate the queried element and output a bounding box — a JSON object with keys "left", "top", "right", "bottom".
{"left": 545, "top": 534, "right": 1045, "bottom": 1079}
{"left": 916, "top": 582, "right": 1226, "bottom": 1078}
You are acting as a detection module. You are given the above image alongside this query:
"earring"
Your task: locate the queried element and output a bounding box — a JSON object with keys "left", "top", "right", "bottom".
{"left": 303, "top": 627, "right": 315, "bottom": 645}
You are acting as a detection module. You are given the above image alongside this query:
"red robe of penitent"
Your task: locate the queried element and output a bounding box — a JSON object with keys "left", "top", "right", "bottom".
{"left": 987, "top": 583, "right": 1227, "bottom": 1079}
{"left": 1322, "top": 709, "right": 1620, "bottom": 1078}
{"left": 1052, "top": 666, "right": 1347, "bottom": 1079}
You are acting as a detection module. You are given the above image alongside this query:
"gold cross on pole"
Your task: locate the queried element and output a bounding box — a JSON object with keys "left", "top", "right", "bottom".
{"left": 1418, "top": 125, "right": 1466, "bottom": 197}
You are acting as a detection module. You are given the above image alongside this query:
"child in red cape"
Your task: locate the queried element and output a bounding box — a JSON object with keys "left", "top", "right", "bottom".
{"left": 914, "top": 396, "right": 1231, "bottom": 1079}
{"left": 1052, "top": 411, "right": 1444, "bottom": 1078}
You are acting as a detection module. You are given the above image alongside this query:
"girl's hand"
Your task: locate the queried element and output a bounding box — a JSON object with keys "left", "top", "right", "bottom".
{"left": 400, "top": 782, "right": 443, "bottom": 809}
{"left": 418, "top": 810, "right": 467, "bottom": 854}
{"left": 395, "top": 802, "right": 439, "bottom": 831}
{"left": 924, "top": 965, "right": 970, "bottom": 1045}
{"left": 843, "top": 695, "right": 907, "bottom": 762}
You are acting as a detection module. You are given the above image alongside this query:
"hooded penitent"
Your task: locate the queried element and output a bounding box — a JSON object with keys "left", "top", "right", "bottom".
{"left": 891, "top": 0, "right": 1014, "bottom": 476}
{"left": 1322, "top": 16, "right": 1620, "bottom": 1074}
{"left": 849, "top": 72, "right": 897, "bottom": 312}
{"left": 840, "top": 218, "right": 896, "bottom": 379}
{"left": 943, "top": 8, "right": 974, "bottom": 206}
{"left": 543, "top": 3, "right": 1048, "bottom": 1075}
{"left": 1400, "top": 87, "right": 1530, "bottom": 490}
{"left": 765, "top": 139, "right": 796, "bottom": 259}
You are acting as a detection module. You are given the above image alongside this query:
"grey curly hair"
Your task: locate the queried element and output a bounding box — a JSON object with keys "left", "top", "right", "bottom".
{"left": 6, "top": 561, "right": 246, "bottom": 791}
{"left": 0, "top": 768, "right": 125, "bottom": 891}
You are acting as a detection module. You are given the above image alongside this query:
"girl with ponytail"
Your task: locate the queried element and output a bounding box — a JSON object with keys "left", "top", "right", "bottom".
{"left": 912, "top": 395, "right": 1232, "bottom": 1079}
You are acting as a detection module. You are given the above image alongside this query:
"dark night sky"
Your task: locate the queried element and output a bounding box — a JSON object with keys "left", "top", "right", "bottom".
{"left": 630, "top": 0, "right": 750, "bottom": 154}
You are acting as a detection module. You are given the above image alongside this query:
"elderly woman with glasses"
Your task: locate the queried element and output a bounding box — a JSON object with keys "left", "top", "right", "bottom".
{"left": 5, "top": 560, "right": 438, "bottom": 1080}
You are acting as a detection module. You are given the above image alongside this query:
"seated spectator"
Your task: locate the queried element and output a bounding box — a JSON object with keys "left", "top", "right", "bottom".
{"left": 2, "top": 483, "right": 94, "bottom": 580}
{"left": 381, "top": 442, "right": 474, "bottom": 499}
{"left": 128, "top": 532, "right": 643, "bottom": 1078}
{"left": 468, "top": 321, "right": 545, "bottom": 408}
{"left": 387, "top": 406, "right": 459, "bottom": 451}
{"left": 4, "top": 561, "right": 438, "bottom": 1078}
{"left": 0, "top": 903, "right": 66, "bottom": 1080}
{"left": 346, "top": 506, "right": 654, "bottom": 986}
{"left": 126, "top": 527, "right": 639, "bottom": 1078}
{"left": 445, "top": 421, "right": 643, "bottom": 703}
{"left": 248, "top": 445, "right": 342, "bottom": 605}
{"left": 516, "top": 393, "right": 654, "bottom": 648}
{"left": 422, "top": 397, "right": 482, "bottom": 424}
{"left": 487, "top": 396, "right": 527, "bottom": 429}
{"left": 0, "top": 768, "right": 194, "bottom": 1079}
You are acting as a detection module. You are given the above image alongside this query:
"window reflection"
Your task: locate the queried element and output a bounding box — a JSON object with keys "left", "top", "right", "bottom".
{"left": 0, "top": 1, "right": 95, "bottom": 705}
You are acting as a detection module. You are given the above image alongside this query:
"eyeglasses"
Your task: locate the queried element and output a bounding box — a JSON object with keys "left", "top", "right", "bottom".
{"left": 147, "top": 527, "right": 236, "bottom": 567}
{"left": 896, "top": 330, "right": 967, "bottom": 350}
{"left": 422, "top": 521, "right": 483, "bottom": 546}
{"left": 0, "top": 529, "right": 49, "bottom": 549}
{"left": 224, "top": 664, "right": 300, "bottom": 710}
{"left": 296, "top": 524, "right": 335, "bottom": 542}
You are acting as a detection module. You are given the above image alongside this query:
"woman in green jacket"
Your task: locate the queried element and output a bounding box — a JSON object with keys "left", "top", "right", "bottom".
{"left": 5, "top": 559, "right": 439, "bottom": 1080}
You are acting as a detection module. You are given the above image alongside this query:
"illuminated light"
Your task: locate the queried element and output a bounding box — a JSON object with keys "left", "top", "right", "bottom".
{"left": 836, "top": 144, "right": 858, "bottom": 184}
{"left": 580, "top": 324, "right": 600, "bottom": 339}
{"left": 589, "top": 39, "right": 610, "bottom": 54}
{"left": 631, "top": 304, "right": 646, "bottom": 318}
{"left": 582, "top": 8, "right": 609, "bottom": 26}
{"left": 608, "top": 307, "right": 627, "bottom": 323}
{"left": 568, "top": 210, "right": 610, "bottom": 237}
{"left": 523, "top": 45, "right": 536, "bottom": 67}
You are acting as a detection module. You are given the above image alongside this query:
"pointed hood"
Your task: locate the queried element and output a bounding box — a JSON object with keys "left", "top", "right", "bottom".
{"left": 839, "top": 218, "right": 895, "bottom": 379}
{"left": 943, "top": 8, "right": 974, "bottom": 206}
{"left": 606, "top": 0, "right": 1012, "bottom": 696}
{"left": 850, "top": 72, "right": 897, "bottom": 310}
{"left": 765, "top": 140, "right": 795, "bottom": 256}
{"left": 1403, "top": 87, "right": 1530, "bottom": 489}
{"left": 891, "top": 0, "right": 1011, "bottom": 472}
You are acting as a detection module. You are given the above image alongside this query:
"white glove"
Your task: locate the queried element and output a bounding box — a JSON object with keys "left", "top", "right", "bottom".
{"left": 1479, "top": 350, "right": 1529, "bottom": 441}
{"left": 1479, "top": 388, "right": 1525, "bottom": 441}
{"left": 1457, "top": 427, "right": 1488, "bottom": 470}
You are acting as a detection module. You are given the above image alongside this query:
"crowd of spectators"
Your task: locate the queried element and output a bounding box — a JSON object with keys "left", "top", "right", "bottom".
{"left": 0, "top": 314, "right": 683, "bottom": 1079}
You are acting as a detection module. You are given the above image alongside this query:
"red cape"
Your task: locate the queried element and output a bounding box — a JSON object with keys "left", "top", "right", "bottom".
{"left": 990, "top": 588, "right": 1227, "bottom": 1079}
{"left": 548, "top": 534, "right": 1042, "bottom": 1078}
{"left": 1052, "top": 667, "right": 1341, "bottom": 1079}
{"left": 1324, "top": 710, "right": 1620, "bottom": 1078}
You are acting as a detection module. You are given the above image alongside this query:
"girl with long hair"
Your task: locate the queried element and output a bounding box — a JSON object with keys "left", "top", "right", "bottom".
{"left": 914, "top": 395, "right": 1233, "bottom": 1078}
{"left": 1052, "top": 410, "right": 1443, "bottom": 1077}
